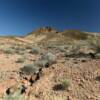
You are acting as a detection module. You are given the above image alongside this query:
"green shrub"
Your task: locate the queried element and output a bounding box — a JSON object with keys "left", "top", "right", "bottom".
{"left": 30, "top": 47, "right": 40, "bottom": 54}
{"left": 15, "top": 51, "right": 25, "bottom": 55}
{"left": 95, "top": 53, "right": 100, "bottom": 59}
{"left": 25, "top": 45, "right": 33, "bottom": 49}
{"left": 3, "top": 86, "right": 27, "bottom": 100}
{"left": 12, "top": 46, "right": 26, "bottom": 55}
{"left": 42, "top": 52, "right": 56, "bottom": 63}
{"left": 37, "top": 52, "right": 56, "bottom": 68}
{"left": 15, "top": 46, "right": 26, "bottom": 51}
{"left": 47, "top": 44, "right": 57, "bottom": 49}
{"left": 87, "top": 36, "right": 100, "bottom": 53}
{"left": 61, "top": 79, "right": 70, "bottom": 90}
{"left": 20, "top": 64, "right": 39, "bottom": 75}
{"left": 16, "top": 58, "right": 25, "bottom": 63}
{"left": 57, "top": 45, "right": 65, "bottom": 52}
{"left": 4, "top": 48, "right": 14, "bottom": 54}
{"left": 36, "top": 59, "right": 49, "bottom": 68}
{"left": 53, "top": 79, "right": 71, "bottom": 91}
{"left": 3, "top": 93, "right": 26, "bottom": 100}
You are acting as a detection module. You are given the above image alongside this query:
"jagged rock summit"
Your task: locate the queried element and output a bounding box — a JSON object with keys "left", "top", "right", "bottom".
{"left": 34, "top": 26, "right": 59, "bottom": 33}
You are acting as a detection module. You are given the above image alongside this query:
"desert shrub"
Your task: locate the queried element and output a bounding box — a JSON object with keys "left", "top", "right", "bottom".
{"left": 15, "top": 50, "right": 25, "bottom": 55}
{"left": 16, "top": 57, "right": 25, "bottom": 63}
{"left": 42, "top": 52, "right": 56, "bottom": 63}
{"left": 94, "top": 41, "right": 100, "bottom": 53}
{"left": 47, "top": 44, "right": 57, "bottom": 49}
{"left": 4, "top": 48, "right": 14, "bottom": 54}
{"left": 3, "top": 93, "right": 26, "bottom": 100}
{"left": 95, "top": 53, "right": 100, "bottom": 59}
{"left": 42, "top": 52, "right": 56, "bottom": 64}
{"left": 61, "top": 79, "right": 70, "bottom": 90}
{"left": 25, "top": 45, "right": 33, "bottom": 49}
{"left": 20, "top": 64, "right": 39, "bottom": 75}
{"left": 15, "top": 47, "right": 26, "bottom": 51}
{"left": 36, "top": 52, "right": 56, "bottom": 68}
{"left": 12, "top": 46, "right": 26, "bottom": 55}
{"left": 30, "top": 47, "right": 40, "bottom": 54}
{"left": 11, "top": 46, "right": 16, "bottom": 49}
{"left": 56, "top": 46, "right": 66, "bottom": 52}
{"left": 3, "top": 86, "right": 27, "bottom": 100}
{"left": 53, "top": 79, "right": 70, "bottom": 91}
{"left": 87, "top": 36, "right": 100, "bottom": 53}
{"left": 36, "top": 59, "right": 49, "bottom": 68}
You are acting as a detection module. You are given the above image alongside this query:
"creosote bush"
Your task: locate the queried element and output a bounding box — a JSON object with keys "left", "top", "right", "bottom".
{"left": 56, "top": 46, "right": 66, "bottom": 52}
{"left": 15, "top": 46, "right": 26, "bottom": 51}
{"left": 3, "top": 94, "right": 26, "bottom": 100}
{"left": 30, "top": 47, "right": 40, "bottom": 54}
{"left": 3, "top": 85, "right": 27, "bottom": 100}
{"left": 61, "top": 79, "right": 70, "bottom": 90}
{"left": 16, "top": 51, "right": 25, "bottom": 55}
{"left": 87, "top": 36, "right": 100, "bottom": 53}
{"left": 36, "top": 59, "right": 49, "bottom": 68}
{"left": 20, "top": 64, "right": 39, "bottom": 75}
{"left": 4, "top": 48, "right": 14, "bottom": 54}
{"left": 95, "top": 53, "right": 100, "bottom": 59}
{"left": 16, "top": 58, "right": 25, "bottom": 63}
{"left": 37, "top": 52, "right": 56, "bottom": 68}
{"left": 53, "top": 79, "right": 70, "bottom": 91}
{"left": 25, "top": 45, "right": 33, "bottom": 49}
{"left": 42, "top": 52, "right": 56, "bottom": 64}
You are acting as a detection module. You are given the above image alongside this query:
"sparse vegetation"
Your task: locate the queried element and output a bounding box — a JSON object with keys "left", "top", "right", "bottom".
{"left": 36, "top": 59, "right": 49, "bottom": 68}
{"left": 25, "top": 44, "right": 33, "bottom": 49}
{"left": 41, "top": 52, "right": 56, "bottom": 64}
{"left": 0, "top": 28, "right": 100, "bottom": 100}
{"left": 38, "top": 52, "right": 56, "bottom": 67}
{"left": 87, "top": 36, "right": 100, "bottom": 53}
{"left": 20, "top": 64, "right": 39, "bottom": 75}
{"left": 4, "top": 48, "right": 14, "bottom": 54}
{"left": 16, "top": 51, "right": 25, "bottom": 55}
{"left": 3, "top": 92, "right": 26, "bottom": 100}
{"left": 56, "top": 45, "right": 66, "bottom": 52}
{"left": 10, "top": 45, "right": 26, "bottom": 55}
{"left": 16, "top": 57, "right": 25, "bottom": 63}
{"left": 15, "top": 46, "right": 26, "bottom": 51}
{"left": 53, "top": 79, "right": 70, "bottom": 91}
{"left": 95, "top": 53, "right": 100, "bottom": 59}
{"left": 61, "top": 79, "right": 70, "bottom": 90}
{"left": 30, "top": 47, "right": 40, "bottom": 54}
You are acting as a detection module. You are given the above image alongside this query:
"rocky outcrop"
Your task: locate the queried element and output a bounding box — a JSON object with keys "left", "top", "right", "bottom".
{"left": 34, "top": 26, "right": 59, "bottom": 33}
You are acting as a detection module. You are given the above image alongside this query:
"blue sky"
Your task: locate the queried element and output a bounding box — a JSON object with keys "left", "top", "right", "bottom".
{"left": 0, "top": 0, "right": 100, "bottom": 36}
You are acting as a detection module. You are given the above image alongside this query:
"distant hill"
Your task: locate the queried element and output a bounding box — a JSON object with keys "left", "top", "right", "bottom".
{"left": 0, "top": 27, "right": 100, "bottom": 45}
{"left": 24, "top": 27, "right": 100, "bottom": 44}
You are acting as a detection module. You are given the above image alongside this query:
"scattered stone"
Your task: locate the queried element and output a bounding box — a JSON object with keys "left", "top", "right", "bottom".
{"left": 67, "top": 96, "right": 73, "bottom": 100}
{"left": 95, "top": 76, "right": 100, "bottom": 82}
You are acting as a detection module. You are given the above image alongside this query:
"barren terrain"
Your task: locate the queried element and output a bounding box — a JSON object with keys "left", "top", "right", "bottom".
{"left": 0, "top": 27, "right": 99, "bottom": 100}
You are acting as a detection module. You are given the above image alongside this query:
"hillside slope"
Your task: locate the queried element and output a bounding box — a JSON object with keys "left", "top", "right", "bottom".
{"left": 24, "top": 27, "right": 99, "bottom": 45}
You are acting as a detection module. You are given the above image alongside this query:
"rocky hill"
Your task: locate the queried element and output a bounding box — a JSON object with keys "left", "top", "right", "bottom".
{"left": 23, "top": 27, "right": 100, "bottom": 45}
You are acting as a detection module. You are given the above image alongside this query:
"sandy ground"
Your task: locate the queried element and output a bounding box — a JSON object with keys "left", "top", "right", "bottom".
{"left": 0, "top": 36, "right": 99, "bottom": 100}
{"left": 0, "top": 52, "right": 99, "bottom": 100}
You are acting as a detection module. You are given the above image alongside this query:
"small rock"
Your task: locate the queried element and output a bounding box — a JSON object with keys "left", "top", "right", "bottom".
{"left": 67, "top": 96, "right": 73, "bottom": 100}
